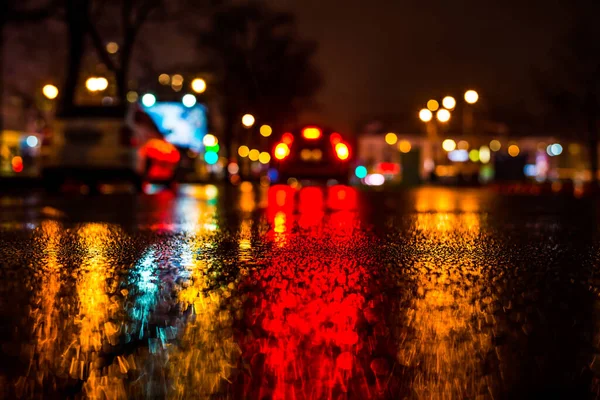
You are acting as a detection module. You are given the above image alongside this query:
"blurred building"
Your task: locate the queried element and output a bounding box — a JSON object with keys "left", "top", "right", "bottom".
{"left": 355, "top": 112, "right": 595, "bottom": 187}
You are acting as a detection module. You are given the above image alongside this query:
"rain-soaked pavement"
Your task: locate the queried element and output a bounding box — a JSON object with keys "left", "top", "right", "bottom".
{"left": 1, "top": 184, "right": 600, "bottom": 399}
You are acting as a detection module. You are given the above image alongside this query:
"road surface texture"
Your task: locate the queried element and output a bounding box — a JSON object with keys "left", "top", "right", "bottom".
{"left": 1, "top": 184, "right": 599, "bottom": 399}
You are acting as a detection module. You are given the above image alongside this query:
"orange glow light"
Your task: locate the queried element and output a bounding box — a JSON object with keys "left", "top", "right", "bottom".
{"left": 11, "top": 156, "right": 23, "bottom": 173}
{"left": 335, "top": 143, "right": 349, "bottom": 160}
{"left": 302, "top": 126, "right": 322, "bottom": 140}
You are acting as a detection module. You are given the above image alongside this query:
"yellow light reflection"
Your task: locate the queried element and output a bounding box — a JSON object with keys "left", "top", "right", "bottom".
{"left": 402, "top": 189, "right": 489, "bottom": 398}
{"left": 167, "top": 199, "right": 242, "bottom": 398}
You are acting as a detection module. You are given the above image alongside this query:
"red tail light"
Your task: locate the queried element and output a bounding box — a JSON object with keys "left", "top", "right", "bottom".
{"left": 302, "top": 126, "right": 322, "bottom": 140}
{"left": 330, "top": 132, "right": 342, "bottom": 145}
{"left": 335, "top": 142, "right": 350, "bottom": 160}
{"left": 282, "top": 132, "right": 294, "bottom": 145}
{"left": 274, "top": 142, "right": 290, "bottom": 160}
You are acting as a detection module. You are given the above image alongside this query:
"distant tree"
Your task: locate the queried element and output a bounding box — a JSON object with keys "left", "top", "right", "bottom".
{"left": 198, "top": 2, "right": 322, "bottom": 158}
{"left": 60, "top": 0, "right": 219, "bottom": 111}
{"left": 1, "top": 0, "right": 60, "bottom": 130}
{"left": 537, "top": 1, "right": 600, "bottom": 186}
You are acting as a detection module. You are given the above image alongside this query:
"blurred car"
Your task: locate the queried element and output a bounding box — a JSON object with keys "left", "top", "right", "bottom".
{"left": 40, "top": 105, "right": 179, "bottom": 192}
{"left": 271, "top": 126, "right": 352, "bottom": 183}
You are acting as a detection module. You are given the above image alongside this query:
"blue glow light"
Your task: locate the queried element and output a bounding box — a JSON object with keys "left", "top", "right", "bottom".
{"left": 355, "top": 165, "right": 367, "bottom": 179}
{"left": 524, "top": 164, "right": 537, "bottom": 177}
{"left": 448, "top": 149, "right": 469, "bottom": 162}
{"left": 267, "top": 168, "right": 279, "bottom": 182}
{"left": 26, "top": 135, "right": 38, "bottom": 148}
{"left": 204, "top": 151, "right": 219, "bottom": 165}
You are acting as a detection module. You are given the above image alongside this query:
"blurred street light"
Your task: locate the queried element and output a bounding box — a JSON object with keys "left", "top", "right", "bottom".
{"left": 479, "top": 146, "right": 491, "bottom": 163}
{"left": 242, "top": 114, "right": 255, "bottom": 128}
{"left": 442, "top": 139, "right": 456, "bottom": 152}
{"left": 458, "top": 140, "right": 469, "bottom": 150}
{"left": 419, "top": 108, "right": 433, "bottom": 122}
{"left": 464, "top": 90, "right": 479, "bottom": 104}
{"left": 126, "top": 91, "right": 138, "bottom": 103}
{"left": 442, "top": 96, "right": 456, "bottom": 109}
{"left": 427, "top": 99, "right": 439, "bottom": 111}
{"left": 249, "top": 149, "right": 260, "bottom": 161}
{"left": 42, "top": 84, "right": 59, "bottom": 100}
{"left": 106, "top": 42, "right": 119, "bottom": 54}
{"left": 508, "top": 144, "right": 520, "bottom": 157}
{"left": 182, "top": 94, "right": 197, "bottom": 107}
{"left": 238, "top": 145, "right": 250, "bottom": 157}
{"left": 141, "top": 93, "right": 156, "bottom": 107}
{"left": 490, "top": 139, "right": 501, "bottom": 151}
{"left": 385, "top": 132, "right": 398, "bottom": 145}
{"left": 203, "top": 134, "right": 218, "bottom": 147}
{"left": 171, "top": 74, "right": 184, "bottom": 86}
{"left": 260, "top": 125, "right": 272, "bottom": 137}
{"left": 398, "top": 140, "right": 412, "bottom": 153}
{"left": 191, "top": 78, "right": 207, "bottom": 94}
{"left": 171, "top": 74, "right": 183, "bottom": 92}
{"left": 259, "top": 151, "right": 271, "bottom": 164}
{"left": 436, "top": 108, "right": 451, "bottom": 122}
{"left": 158, "top": 74, "right": 170, "bottom": 85}
{"left": 86, "top": 77, "right": 108, "bottom": 92}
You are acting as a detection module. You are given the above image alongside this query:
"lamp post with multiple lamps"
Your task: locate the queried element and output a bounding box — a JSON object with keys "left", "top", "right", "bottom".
{"left": 417, "top": 90, "right": 479, "bottom": 181}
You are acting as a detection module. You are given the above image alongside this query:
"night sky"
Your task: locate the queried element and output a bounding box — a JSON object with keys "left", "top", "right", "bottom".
{"left": 270, "top": 0, "right": 567, "bottom": 132}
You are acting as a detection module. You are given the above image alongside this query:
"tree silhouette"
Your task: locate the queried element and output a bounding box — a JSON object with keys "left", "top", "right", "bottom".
{"left": 199, "top": 2, "right": 322, "bottom": 158}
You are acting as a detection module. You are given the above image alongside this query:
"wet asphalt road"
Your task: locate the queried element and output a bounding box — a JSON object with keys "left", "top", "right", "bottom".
{"left": 1, "top": 184, "right": 600, "bottom": 399}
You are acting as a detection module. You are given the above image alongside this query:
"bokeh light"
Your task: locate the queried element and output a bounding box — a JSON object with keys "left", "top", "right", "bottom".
{"left": 427, "top": 99, "right": 440, "bottom": 111}
{"left": 191, "top": 78, "right": 207, "bottom": 93}
{"left": 398, "top": 140, "right": 412, "bottom": 153}
{"left": 242, "top": 114, "right": 255, "bottom": 127}
{"left": 479, "top": 146, "right": 491, "bottom": 164}
{"left": 42, "top": 84, "right": 59, "bottom": 100}
{"left": 126, "top": 91, "right": 138, "bottom": 103}
{"left": 442, "top": 96, "right": 456, "bottom": 109}
{"left": 490, "top": 139, "right": 501, "bottom": 151}
{"left": 442, "top": 139, "right": 456, "bottom": 152}
{"left": 26, "top": 135, "right": 39, "bottom": 148}
{"left": 385, "top": 132, "right": 398, "bottom": 145}
{"left": 274, "top": 143, "right": 290, "bottom": 160}
{"left": 419, "top": 108, "right": 433, "bottom": 122}
{"left": 436, "top": 108, "right": 451, "bottom": 123}
{"left": 158, "top": 74, "right": 170, "bottom": 85}
{"left": 508, "top": 144, "right": 520, "bottom": 157}
{"left": 249, "top": 149, "right": 260, "bottom": 161}
{"left": 182, "top": 94, "right": 196, "bottom": 107}
{"left": 259, "top": 152, "right": 271, "bottom": 164}
{"left": 260, "top": 125, "right": 272, "bottom": 137}
{"left": 355, "top": 165, "right": 367, "bottom": 179}
{"left": 204, "top": 151, "right": 218, "bottom": 165}
{"left": 203, "top": 134, "right": 217, "bottom": 147}
{"left": 335, "top": 143, "right": 349, "bottom": 160}
{"left": 238, "top": 145, "right": 250, "bottom": 157}
{"left": 458, "top": 140, "right": 469, "bottom": 150}
{"left": 141, "top": 93, "right": 156, "bottom": 107}
{"left": 106, "top": 42, "right": 119, "bottom": 54}
{"left": 468, "top": 149, "right": 479, "bottom": 162}
{"left": 464, "top": 90, "right": 479, "bottom": 104}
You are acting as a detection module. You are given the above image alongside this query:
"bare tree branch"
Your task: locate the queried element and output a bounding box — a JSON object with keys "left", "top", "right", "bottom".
{"left": 87, "top": 14, "right": 118, "bottom": 72}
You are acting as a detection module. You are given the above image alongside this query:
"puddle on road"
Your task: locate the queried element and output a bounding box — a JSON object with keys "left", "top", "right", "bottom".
{"left": 1, "top": 186, "right": 599, "bottom": 399}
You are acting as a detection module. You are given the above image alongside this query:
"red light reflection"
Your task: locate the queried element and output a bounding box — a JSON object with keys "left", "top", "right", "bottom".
{"left": 327, "top": 185, "right": 357, "bottom": 211}
{"left": 237, "top": 191, "right": 390, "bottom": 399}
